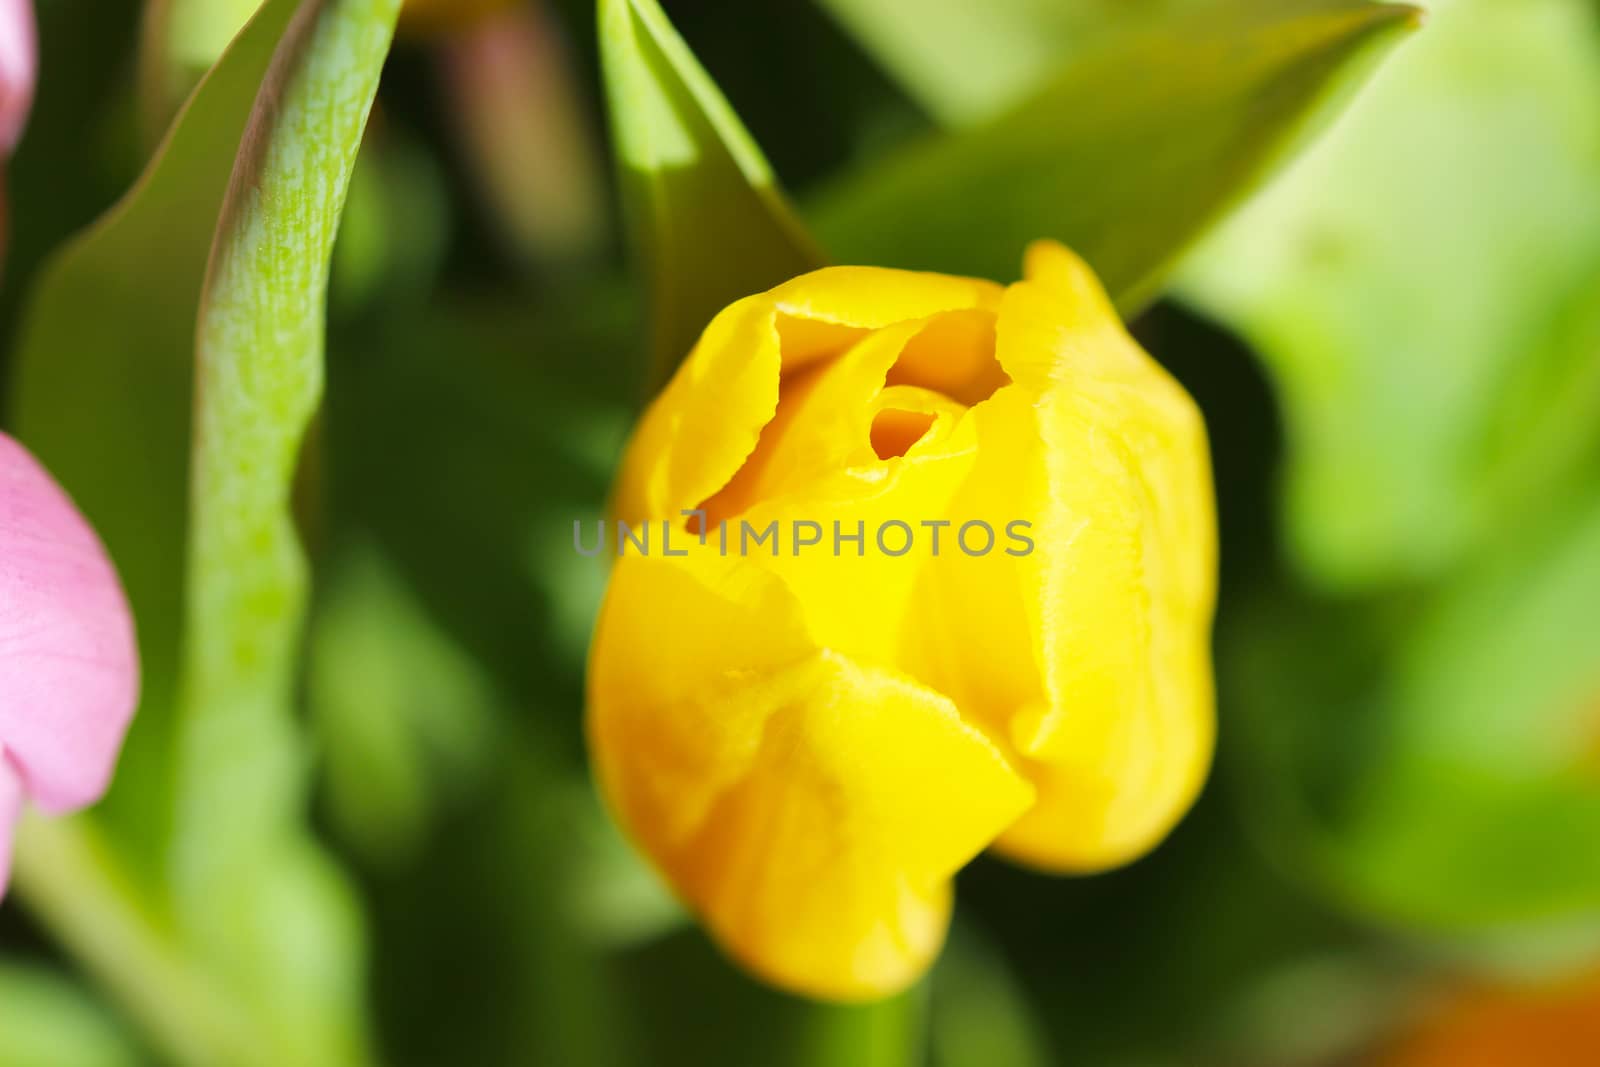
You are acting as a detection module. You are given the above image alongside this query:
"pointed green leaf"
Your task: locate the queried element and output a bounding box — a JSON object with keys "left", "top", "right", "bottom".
{"left": 173, "top": 0, "right": 400, "bottom": 1062}
{"left": 12, "top": 0, "right": 301, "bottom": 874}
{"left": 599, "top": 0, "right": 823, "bottom": 385}
{"left": 1181, "top": 0, "right": 1600, "bottom": 589}
{"left": 815, "top": 3, "right": 1418, "bottom": 312}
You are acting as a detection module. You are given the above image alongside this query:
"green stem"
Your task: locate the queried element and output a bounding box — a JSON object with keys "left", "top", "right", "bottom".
{"left": 795, "top": 979, "right": 931, "bottom": 1067}
{"left": 12, "top": 815, "right": 263, "bottom": 1067}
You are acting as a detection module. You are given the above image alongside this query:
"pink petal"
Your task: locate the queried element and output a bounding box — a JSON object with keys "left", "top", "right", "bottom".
{"left": 0, "top": 0, "right": 34, "bottom": 155}
{"left": 0, "top": 432, "right": 138, "bottom": 815}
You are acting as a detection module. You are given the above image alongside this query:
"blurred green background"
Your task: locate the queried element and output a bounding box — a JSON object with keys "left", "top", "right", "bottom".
{"left": 1, "top": 0, "right": 1598, "bottom": 1064}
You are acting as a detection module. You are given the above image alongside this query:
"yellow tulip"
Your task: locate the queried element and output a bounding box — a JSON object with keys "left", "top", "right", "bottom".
{"left": 587, "top": 241, "right": 1217, "bottom": 1000}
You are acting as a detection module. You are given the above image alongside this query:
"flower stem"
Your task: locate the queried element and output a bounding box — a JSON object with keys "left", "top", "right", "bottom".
{"left": 11, "top": 815, "right": 264, "bottom": 1067}
{"left": 795, "top": 978, "right": 931, "bottom": 1067}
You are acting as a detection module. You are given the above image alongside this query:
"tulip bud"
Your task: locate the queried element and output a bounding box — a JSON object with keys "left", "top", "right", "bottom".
{"left": 0, "top": 434, "right": 138, "bottom": 894}
{"left": 588, "top": 242, "right": 1217, "bottom": 999}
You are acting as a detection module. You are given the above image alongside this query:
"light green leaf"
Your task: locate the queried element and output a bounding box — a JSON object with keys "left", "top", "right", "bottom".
{"left": 1181, "top": 0, "right": 1600, "bottom": 590}
{"left": 12, "top": 0, "right": 300, "bottom": 879}
{"left": 815, "top": 0, "right": 1217, "bottom": 126}
{"left": 1228, "top": 487, "right": 1600, "bottom": 937}
{"left": 0, "top": 963, "right": 144, "bottom": 1067}
{"left": 139, "top": 0, "right": 266, "bottom": 138}
{"left": 173, "top": 0, "right": 400, "bottom": 1062}
{"left": 599, "top": 0, "right": 824, "bottom": 386}
{"left": 1343, "top": 491, "right": 1600, "bottom": 929}
{"left": 815, "top": 3, "right": 1417, "bottom": 312}
{"left": 816, "top": 0, "right": 1080, "bottom": 126}
{"left": 816, "top": 0, "right": 1402, "bottom": 127}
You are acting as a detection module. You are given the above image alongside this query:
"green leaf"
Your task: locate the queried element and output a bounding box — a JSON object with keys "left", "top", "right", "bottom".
{"left": 1227, "top": 488, "right": 1600, "bottom": 938}
{"left": 12, "top": 0, "right": 300, "bottom": 881}
{"left": 0, "top": 963, "right": 144, "bottom": 1067}
{"left": 320, "top": 293, "right": 658, "bottom": 1061}
{"left": 598, "top": 0, "right": 824, "bottom": 387}
{"left": 816, "top": 0, "right": 1197, "bottom": 126}
{"left": 815, "top": 3, "right": 1418, "bottom": 312}
{"left": 309, "top": 544, "right": 498, "bottom": 866}
{"left": 139, "top": 0, "right": 265, "bottom": 139}
{"left": 1344, "top": 492, "right": 1600, "bottom": 930}
{"left": 173, "top": 0, "right": 400, "bottom": 1062}
{"left": 326, "top": 286, "right": 631, "bottom": 712}
{"left": 816, "top": 0, "right": 1401, "bottom": 127}
{"left": 329, "top": 131, "right": 451, "bottom": 315}
{"left": 1181, "top": 0, "right": 1600, "bottom": 590}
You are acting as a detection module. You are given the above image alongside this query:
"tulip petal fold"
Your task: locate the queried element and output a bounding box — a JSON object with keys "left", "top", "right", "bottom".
{"left": 589, "top": 241, "right": 1215, "bottom": 997}
{"left": 590, "top": 551, "right": 1031, "bottom": 999}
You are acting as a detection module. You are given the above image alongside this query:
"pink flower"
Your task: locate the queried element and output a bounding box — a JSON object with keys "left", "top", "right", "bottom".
{"left": 0, "top": 0, "right": 34, "bottom": 155}
{"left": 0, "top": 433, "right": 138, "bottom": 894}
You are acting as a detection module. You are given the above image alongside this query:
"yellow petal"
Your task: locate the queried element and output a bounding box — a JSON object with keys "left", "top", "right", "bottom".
{"left": 699, "top": 311, "right": 984, "bottom": 671}
{"left": 612, "top": 294, "right": 782, "bottom": 524}
{"left": 736, "top": 418, "right": 978, "bottom": 670}
{"left": 769, "top": 265, "right": 1002, "bottom": 332}
{"left": 613, "top": 265, "right": 1003, "bottom": 527}
{"left": 900, "top": 242, "right": 1217, "bottom": 872}
{"left": 886, "top": 307, "right": 1010, "bottom": 406}
{"left": 700, "top": 320, "right": 929, "bottom": 520}
{"left": 1005, "top": 240, "right": 1216, "bottom": 618}
{"left": 588, "top": 549, "right": 1032, "bottom": 1000}
{"left": 997, "top": 379, "right": 1214, "bottom": 871}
